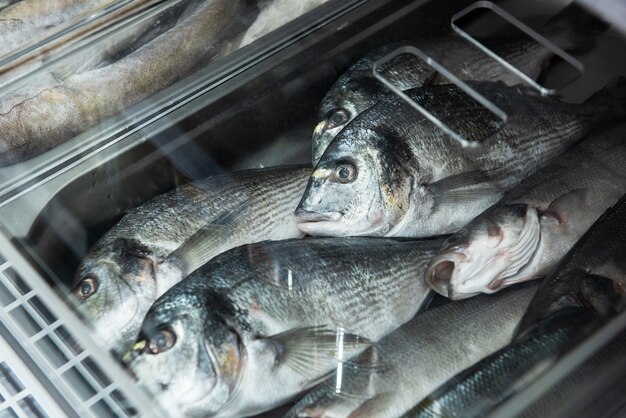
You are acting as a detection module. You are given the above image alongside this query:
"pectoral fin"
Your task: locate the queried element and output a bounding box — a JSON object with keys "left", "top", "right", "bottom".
{"left": 267, "top": 326, "right": 371, "bottom": 380}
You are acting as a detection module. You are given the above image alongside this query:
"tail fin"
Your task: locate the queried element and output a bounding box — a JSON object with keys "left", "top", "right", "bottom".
{"left": 541, "top": 3, "right": 609, "bottom": 55}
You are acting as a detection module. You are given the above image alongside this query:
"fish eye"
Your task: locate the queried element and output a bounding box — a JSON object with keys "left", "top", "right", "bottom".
{"left": 148, "top": 327, "right": 176, "bottom": 355}
{"left": 74, "top": 276, "right": 98, "bottom": 300}
{"left": 334, "top": 163, "right": 357, "bottom": 184}
{"left": 327, "top": 109, "right": 350, "bottom": 129}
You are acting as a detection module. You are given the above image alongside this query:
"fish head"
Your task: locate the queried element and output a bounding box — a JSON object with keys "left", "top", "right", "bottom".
{"left": 125, "top": 289, "right": 244, "bottom": 417}
{"left": 313, "top": 76, "right": 386, "bottom": 165}
{"left": 426, "top": 204, "right": 541, "bottom": 300}
{"left": 72, "top": 238, "right": 165, "bottom": 353}
{"left": 297, "top": 130, "right": 412, "bottom": 237}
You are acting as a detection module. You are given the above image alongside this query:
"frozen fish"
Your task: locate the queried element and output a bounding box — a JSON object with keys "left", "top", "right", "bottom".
{"left": 72, "top": 165, "right": 309, "bottom": 354}
{"left": 312, "top": 4, "right": 606, "bottom": 164}
{"left": 296, "top": 79, "right": 626, "bottom": 239}
{"left": 286, "top": 283, "right": 537, "bottom": 418}
{"left": 426, "top": 123, "right": 626, "bottom": 300}
{"left": 408, "top": 193, "right": 626, "bottom": 417}
{"left": 0, "top": 0, "right": 262, "bottom": 166}
{"left": 125, "top": 236, "right": 440, "bottom": 418}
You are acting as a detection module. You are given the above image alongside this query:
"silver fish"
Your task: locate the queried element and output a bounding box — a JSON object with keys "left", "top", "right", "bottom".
{"left": 297, "top": 79, "right": 626, "bottom": 239}
{"left": 312, "top": 5, "right": 605, "bottom": 164}
{"left": 409, "top": 193, "right": 626, "bottom": 418}
{"left": 406, "top": 308, "right": 593, "bottom": 418}
{"left": 285, "top": 283, "right": 537, "bottom": 418}
{"left": 72, "top": 165, "right": 309, "bottom": 354}
{"left": 426, "top": 122, "right": 626, "bottom": 300}
{"left": 515, "top": 330, "right": 626, "bottom": 418}
{"left": 125, "top": 236, "right": 439, "bottom": 417}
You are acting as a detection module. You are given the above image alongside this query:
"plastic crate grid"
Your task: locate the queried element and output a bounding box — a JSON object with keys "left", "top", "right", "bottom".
{"left": 0, "top": 257, "right": 137, "bottom": 418}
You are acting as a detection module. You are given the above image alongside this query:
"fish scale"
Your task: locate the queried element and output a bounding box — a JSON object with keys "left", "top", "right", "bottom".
{"left": 127, "top": 237, "right": 440, "bottom": 417}
{"left": 285, "top": 284, "right": 538, "bottom": 418}
{"left": 297, "top": 79, "right": 626, "bottom": 239}
{"left": 426, "top": 124, "right": 626, "bottom": 299}
{"left": 74, "top": 165, "right": 311, "bottom": 353}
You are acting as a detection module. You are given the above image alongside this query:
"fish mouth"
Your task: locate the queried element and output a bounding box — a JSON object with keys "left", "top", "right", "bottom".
{"left": 425, "top": 252, "right": 468, "bottom": 298}
{"left": 295, "top": 208, "right": 342, "bottom": 222}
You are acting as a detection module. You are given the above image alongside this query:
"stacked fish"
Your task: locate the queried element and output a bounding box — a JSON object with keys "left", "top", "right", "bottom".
{"left": 71, "top": 4, "right": 626, "bottom": 418}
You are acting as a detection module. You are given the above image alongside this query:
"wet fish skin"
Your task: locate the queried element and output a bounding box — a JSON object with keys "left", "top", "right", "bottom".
{"left": 516, "top": 193, "right": 626, "bottom": 336}
{"left": 298, "top": 79, "right": 626, "bottom": 239}
{"left": 426, "top": 123, "right": 626, "bottom": 300}
{"left": 72, "top": 165, "right": 310, "bottom": 354}
{"left": 312, "top": 4, "right": 605, "bottom": 164}
{"left": 409, "top": 194, "right": 626, "bottom": 418}
{"left": 407, "top": 308, "right": 593, "bottom": 418}
{"left": 126, "top": 236, "right": 440, "bottom": 418}
{"left": 516, "top": 330, "right": 626, "bottom": 418}
{"left": 285, "top": 283, "right": 537, "bottom": 418}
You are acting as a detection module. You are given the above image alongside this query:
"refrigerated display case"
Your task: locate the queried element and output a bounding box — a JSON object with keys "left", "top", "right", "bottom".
{"left": 0, "top": 0, "right": 625, "bottom": 417}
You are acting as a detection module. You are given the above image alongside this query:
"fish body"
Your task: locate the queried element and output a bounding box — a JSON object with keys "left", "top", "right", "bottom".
{"left": 126, "top": 236, "right": 439, "bottom": 417}
{"left": 0, "top": 0, "right": 264, "bottom": 166}
{"left": 73, "top": 165, "right": 310, "bottom": 354}
{"left": 408, "top": 308, "right": 591, "bottom": 418}
{"left": 517, "top": 193, "right": 626, "bottom": 335}
{"left": 516, "top": 330, "right": 626, "bottom": 418}
{"left": 286, "top": 283, "right": 537, "bottom": 418}
{"left": 297, "top": 80, "right": 626, "bottom": 239}
{"left": 312, "top": 5, "right": 605, "bottom": 164}
{"left": 426, "top": 122, "right": 626, "bottom": 299}
{"left": 410, "top": 193, "right": 626, "bottom": 417}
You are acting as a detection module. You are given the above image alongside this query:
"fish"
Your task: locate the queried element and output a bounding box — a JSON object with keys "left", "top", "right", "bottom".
{"left": 407, "top": 193, "right": 626, "bottom": 418}
{"left": 297, "top": 79, "right": 626, "bottom": 239}
{"left": 406, "top": 307, "right": 595, "bottom": 418}
{"left": 311, "top": 4, "right": 606, "bottom": 164}
{"left": 124, "top": 236, "right": 440, "bottom": 418}
{"left": 285, "top": 283, "right": 537, "bottom": 418}
{"left": 72, "top": 165, "right": 310, "bottom": 354}
{"left": 426, "top": 122, "right": 626, "bottom": 300}
{"left": 0, "top": 0, "right": 264, "bottom": 166}
{"left": 515, "top": 330, "right": 626, "bottom": 418}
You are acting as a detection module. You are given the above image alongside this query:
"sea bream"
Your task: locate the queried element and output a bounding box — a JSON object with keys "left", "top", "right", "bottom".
{"left": 72, "top": 165, "right": 310, "bottom": 354}
{"left": 285, "top": 283, "right": 537, "bottom": 418}
{"left": 296, "top": 79, "right": 626, "bottom": 239}
{"left": 124, "top": 237, "right": 440, "bottom": 418}
{"left": 408, "top": 193, "right": 626, "bottom": 418}
{"left": 426, "top": 122, "right": 626, "bottom": 300}
{"left": 312, "top": 4, "right": 605, "bottom": 164}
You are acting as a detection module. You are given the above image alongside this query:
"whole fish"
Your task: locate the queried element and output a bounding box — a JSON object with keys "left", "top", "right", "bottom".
{"left": 312, "top": 5, "right": 605, "bottom": 164}
{"left": 125, "top": 237, "right": 439, "bottom": 418}
{"left": 426, "top": 123, "right": 626, "bottom": 300}
{"left": 72, "top": 165, "right": 310, "bottom": 354}
{"left": 285, "top": 283, "right": 537, "bottom": 418}
{"left": 0, "top": 0, "right": 263, "bottom": 166}
{"left": 297, "top": 79, "right": 626, "bottom": 239}
{"left": 408, "top": 193, "right": 626, "bottom": 418}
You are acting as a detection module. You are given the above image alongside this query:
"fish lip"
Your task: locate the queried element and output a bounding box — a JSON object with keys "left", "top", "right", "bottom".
{"left": 295, "top": 209, "right": 342, "bottom": 223}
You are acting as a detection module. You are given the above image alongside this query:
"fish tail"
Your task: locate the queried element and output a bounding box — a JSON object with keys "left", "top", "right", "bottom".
{"left": 541, "top": 4, "right": 608, "bottom": 55}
